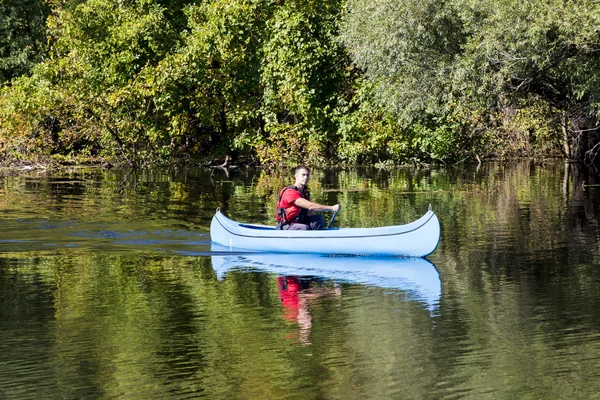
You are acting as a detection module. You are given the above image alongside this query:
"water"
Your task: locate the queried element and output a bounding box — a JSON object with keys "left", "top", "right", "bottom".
{"left": 1, "top": 162, "right": 600, "bottom": 399}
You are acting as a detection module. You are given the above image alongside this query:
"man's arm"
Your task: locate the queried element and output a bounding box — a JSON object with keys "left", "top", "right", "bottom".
{"left": 294, "top": 198, "right": 341, "bottom": 212}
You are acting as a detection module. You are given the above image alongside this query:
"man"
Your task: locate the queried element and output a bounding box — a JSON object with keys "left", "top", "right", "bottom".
{"left": 275, "top": 166, "right": 341, "bottom": 230}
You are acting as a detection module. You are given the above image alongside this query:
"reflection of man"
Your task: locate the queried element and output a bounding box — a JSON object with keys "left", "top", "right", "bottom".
{"left": 277, "top": 276, "right": 307, "bottom": 321}
{"left": 277, "top": 276, "right": 341, "bottom": 345}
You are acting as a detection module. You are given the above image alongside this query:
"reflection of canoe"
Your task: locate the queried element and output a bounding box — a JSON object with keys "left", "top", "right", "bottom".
{"left": 210, "top": 250, "right": 441, "bottom": 309}
{"left": 210, "top": 209, "right": 440, "bottom": 257}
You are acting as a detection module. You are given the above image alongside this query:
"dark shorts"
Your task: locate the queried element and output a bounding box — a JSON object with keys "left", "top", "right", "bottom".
{"left": 282, "top": 214, "right": 324, "bottom": 231}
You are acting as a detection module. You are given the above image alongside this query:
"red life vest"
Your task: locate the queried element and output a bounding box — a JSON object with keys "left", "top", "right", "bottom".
{"left": 276, "top": 186, "right": 310, "bottom": 226}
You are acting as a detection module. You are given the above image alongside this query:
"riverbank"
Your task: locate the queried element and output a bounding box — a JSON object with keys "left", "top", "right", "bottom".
{"left": 0, "top": 154, "right": 575, "bottom": 177}
{"left": 0, "top": 156, "right": 118, "bottom": 175}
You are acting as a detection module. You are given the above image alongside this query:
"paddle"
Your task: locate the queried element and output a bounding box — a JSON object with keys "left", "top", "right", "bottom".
{"left": 327, "top": 209, "right": 339, "bottom": 229}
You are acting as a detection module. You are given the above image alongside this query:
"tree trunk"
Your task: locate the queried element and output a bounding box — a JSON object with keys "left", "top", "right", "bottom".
{"left": 562, "top": 112, "right": 572, "bottom": 160}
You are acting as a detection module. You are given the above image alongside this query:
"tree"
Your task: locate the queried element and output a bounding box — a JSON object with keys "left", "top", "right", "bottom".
{"left": 340, "top": 0, "right": 600, "bottom": 164}
{"left": 1, "top": 0, "right": 190, "bottom": 164}
{"left": 0, "top": 0, "right": 50, "bottom": 83}
{"left": 256, "top": 0, "right": 348, "bottom": 165}
{"left": 457, "top": 0, "right": 600, "bottom": 162}
{"left": 1, "top": 0, "right": 352, "bottom": 166}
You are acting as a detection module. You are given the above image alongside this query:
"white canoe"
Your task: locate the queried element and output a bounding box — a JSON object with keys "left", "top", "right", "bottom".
{"left": 210, "top": 208, "right": 440, "bottom": 257}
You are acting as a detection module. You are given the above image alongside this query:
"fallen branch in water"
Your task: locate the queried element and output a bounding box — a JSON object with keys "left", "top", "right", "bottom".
{"left": 209, "top": 156, "right": 238, "bottom": 169}
{"left": 211, "top": 156, "right": 229, "bottom": 168}
{"left": 582, "top": 181, "right": 600, "bottom": 187}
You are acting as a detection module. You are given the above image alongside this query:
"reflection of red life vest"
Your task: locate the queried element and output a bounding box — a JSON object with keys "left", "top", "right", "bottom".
{"left": 275, "top": 186, "right": 310, "bottom": 225}
{"left": 277, "top": 276, "right": 301, "bottom": 321}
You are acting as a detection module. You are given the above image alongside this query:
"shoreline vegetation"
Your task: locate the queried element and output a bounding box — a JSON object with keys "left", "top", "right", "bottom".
{"left": 1, "top": 0, "right": 600, "bottom": 170}
{"left": 0, "top": 155, "right": 571, "bottom": 176}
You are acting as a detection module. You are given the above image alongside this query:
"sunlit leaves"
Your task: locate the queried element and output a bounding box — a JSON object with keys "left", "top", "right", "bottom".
{"left": 1, "top": 0, "right": 351, "bottom": 166}
{"left": 4, "top": 0, "right": 598, "bottom": 166}
{"left": 340, "top": 0, "right": 600, "bottom": 162}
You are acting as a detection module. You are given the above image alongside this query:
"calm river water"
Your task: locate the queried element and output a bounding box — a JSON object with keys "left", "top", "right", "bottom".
{"left": 1, "top": 162, "right": 600, "bottom": 399}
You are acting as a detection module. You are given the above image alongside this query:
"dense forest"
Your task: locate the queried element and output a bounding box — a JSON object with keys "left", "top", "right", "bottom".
{"left": 1, "top": 0, "right": 599, "bottom": 167}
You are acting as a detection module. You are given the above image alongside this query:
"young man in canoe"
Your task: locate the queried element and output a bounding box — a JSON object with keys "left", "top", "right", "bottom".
{"left": 276, "top": 166, "right": 341, "bottom": 230}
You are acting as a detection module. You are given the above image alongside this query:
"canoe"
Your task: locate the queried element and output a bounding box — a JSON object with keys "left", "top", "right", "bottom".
{"left": 210, "top": 252, "right": 441, "bottom": 310}
{"left": 210, "top": 208, "right": 440, "bottom": 257}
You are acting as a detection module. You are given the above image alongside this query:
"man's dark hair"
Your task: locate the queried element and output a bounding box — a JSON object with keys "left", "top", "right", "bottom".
{"left": 295, "top": 165, "right": 310, "bottom": 174}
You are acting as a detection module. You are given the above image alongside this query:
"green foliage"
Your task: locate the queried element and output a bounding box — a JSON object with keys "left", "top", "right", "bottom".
{"left": 163, "top": 0, "right": 272, "bottom": 160}
{"left": 335, "top": 77, "right": 477, "bottom": 165}
{"left": 1, "top": 0, "right": 191, "bottom": 164}
{"left": 455, "top": 0, "right": 600, "bottom": 161}
{"left": 1, "top": 0, "right": 351, "bottom": 166}
{"left": 2, "top": 0, "right": 600, "bottom": 165}
{"left": 257, "top": 0, "right": 347, "bottom": 165}
{"left": 486, "top": 99, "right": 562, "bottom": 159}
{"left": 0, "top": 0, "right": 50, "bottom": 83}
{"left": 340, "top": 0, "right": 600, "bottom": 163}
{"left": 339, "top": 0, "right": 467, "bottom": 122}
